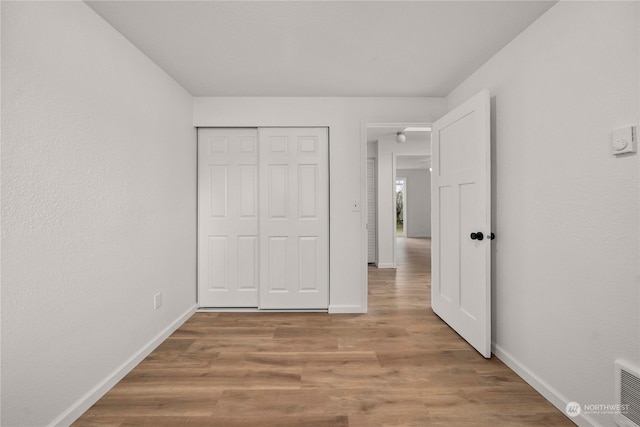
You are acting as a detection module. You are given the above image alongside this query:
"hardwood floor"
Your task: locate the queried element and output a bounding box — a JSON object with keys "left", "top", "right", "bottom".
{"left": 74, "top": 238, "right": 571, "bottom": 426}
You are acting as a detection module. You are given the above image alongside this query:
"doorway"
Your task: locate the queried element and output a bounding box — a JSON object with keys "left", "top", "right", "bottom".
{"left": 362, "top": 90, "right": 492, "bottom": 358}
{"left": 395, "top": 178, "right": 406, "bottom": 237}
{"left": 367, "top": 158, "right": 377, "bottom": 263}
{"left": 363, "top": 123, "right": 431, "bottom": 270}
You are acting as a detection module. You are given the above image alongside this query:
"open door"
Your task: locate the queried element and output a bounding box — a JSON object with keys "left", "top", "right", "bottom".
{"left": 431, "top": 89, "right": 491, "bottom": 358}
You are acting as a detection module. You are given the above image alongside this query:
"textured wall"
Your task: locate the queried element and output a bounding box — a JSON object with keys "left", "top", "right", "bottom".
{"left": 1, "top": 2, "right": 196, "bottom": 425}
{"left": 447, "top": 2, "right": 639, "bottom": 425}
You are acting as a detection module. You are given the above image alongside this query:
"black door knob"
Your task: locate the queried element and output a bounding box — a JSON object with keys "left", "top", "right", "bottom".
{"left": 470, "top": 232, "right": 484, "bottom": 241}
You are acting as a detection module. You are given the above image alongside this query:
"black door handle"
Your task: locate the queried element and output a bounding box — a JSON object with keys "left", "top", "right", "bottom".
{"left": 470, "top": 232, "right": 484, "bottom": 241}
{"left": 490, "top": 233, "right": 495, "bottom": 240}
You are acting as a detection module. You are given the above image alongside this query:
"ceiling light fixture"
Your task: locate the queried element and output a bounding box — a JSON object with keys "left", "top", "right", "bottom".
{"left": 396, "top": 131, "right": 407, "bottom": 143}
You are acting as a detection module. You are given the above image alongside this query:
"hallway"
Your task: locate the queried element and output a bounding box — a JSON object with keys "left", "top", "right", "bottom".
{"left": 74, "top": 238, "right": 571, "bottom": 426}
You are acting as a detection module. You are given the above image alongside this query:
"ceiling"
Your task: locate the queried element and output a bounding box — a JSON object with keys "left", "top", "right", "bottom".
{"left": 396, "top": 155, "right": 431, "bottom": 170}
{"left": 86, "top": 1, "right": 555, "bottom": 97}
{"left": 367, "top": 126, "right": 431, "bottom": 169}
{"left": 367, "top": 126, "right": 407, "bottom": 144}
{"left": 367, "top": 126, "right": 429, "bottom": 144}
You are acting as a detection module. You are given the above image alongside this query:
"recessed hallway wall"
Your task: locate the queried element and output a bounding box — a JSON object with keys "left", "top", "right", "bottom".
{"left": 396, "top": 168, "right": 431, "bottom": 238}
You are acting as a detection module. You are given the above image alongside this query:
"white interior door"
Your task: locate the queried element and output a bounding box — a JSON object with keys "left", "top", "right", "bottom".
{"left": 367, "top": 158, "right": 377, "bottom": 263}
{"left": 259, "top": 128, "right": 329, "bottom": 309}
{"left": 431, "top": 89, "right": 491, "bottom": 358}
{"left": 198, "top": 128, "right": 259, "bottom": 307}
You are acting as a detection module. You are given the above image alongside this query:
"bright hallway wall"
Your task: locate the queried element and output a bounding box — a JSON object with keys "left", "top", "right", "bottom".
{"left": 194, "top": 97, "right": 446, "bottom": 311}
{"left": 396, "top": 169, "right": 431, "bottom": 238}
{"left": 447, "top": 2, "right": 639, "bottom": 426}
{"left": 1, "top": 2, "right": 197, "bottom": 425}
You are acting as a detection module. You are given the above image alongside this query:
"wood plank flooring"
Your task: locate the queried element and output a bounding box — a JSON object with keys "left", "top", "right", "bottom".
{"left": 74, "top": 238, "right": 571, "bottom": 426}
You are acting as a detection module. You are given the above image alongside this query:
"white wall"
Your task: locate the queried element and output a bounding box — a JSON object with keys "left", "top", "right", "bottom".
{"left": 447, "top": 2, "right": 639, "bottom": 426}
{"left": 396, "top": 169, "right": 431, "bottom": 238}
{"left": 1, "top": 2, "right": 197, "bottom": 426}
{"left": 1, "top": 3, "right": 4, "bottom": 422}
{"left": 194, "top": 97, "right": 446, "bottom": 311}
{"left": 367, "top": 141, "right": 378, "bottom": 158}
{"left": 376, "top": 137, "right": 431, "bottom": 267}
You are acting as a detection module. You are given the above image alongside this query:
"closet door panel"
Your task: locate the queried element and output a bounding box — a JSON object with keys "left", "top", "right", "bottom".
{"left": 198, "top": 128, "right": 259, "bottom": 308}
{"left": 259, "top": 128, "right": 329, "bottom": 309}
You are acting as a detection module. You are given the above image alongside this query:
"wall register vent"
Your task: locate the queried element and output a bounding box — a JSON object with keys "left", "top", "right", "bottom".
{"left": 615, "top": 359, "right": 640, "bottom": 427}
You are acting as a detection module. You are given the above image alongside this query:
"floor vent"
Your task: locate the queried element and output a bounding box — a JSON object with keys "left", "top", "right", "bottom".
{"left": 616, "top": 359, "right": 640, "bottom": 427}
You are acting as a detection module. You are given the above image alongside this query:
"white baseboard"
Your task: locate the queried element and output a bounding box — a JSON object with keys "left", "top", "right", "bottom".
{"left": 376, "top": 263, "right": 396, "bottom": 269}
{"left": 48, "top": 304, "right": 197, "bottom": 427}
{"left": 492, "top": 343, "right": 601, "bottom": 427}
{"left": 329, "top": 305, "right": 366, "bottom": 314}
{"left": 198, "top": 308, "right": 328, "bottom": 313}
{"left": 198, "top": 306, "right": 360, "bottom": 314}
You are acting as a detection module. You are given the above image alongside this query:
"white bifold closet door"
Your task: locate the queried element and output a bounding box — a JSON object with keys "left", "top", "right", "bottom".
{"left": 197, "top": 127, "right": 329, "bottom": 310}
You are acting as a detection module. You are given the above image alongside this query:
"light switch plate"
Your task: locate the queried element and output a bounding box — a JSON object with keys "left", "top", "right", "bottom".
{"left": 612, "top": 126, "right": 637, "bottom": 155}
{"left": 154, "top": 292, "right": 162, "bottom": 310}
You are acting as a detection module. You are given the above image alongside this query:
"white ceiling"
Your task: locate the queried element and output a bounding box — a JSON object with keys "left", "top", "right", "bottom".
{"left": 367, "top": 126, "right": 406, "bottom": 144}
{"left": 367, "top": 126, "right": 431, "bottom": 168}
{"left": 367, "top": 126, "right": 429, "bottom": 144}
{"left": 86, "top": 1, "right": 555, "bottom": 97}
{"left": 396, "top": 155, "right": 431, "bottom": 170}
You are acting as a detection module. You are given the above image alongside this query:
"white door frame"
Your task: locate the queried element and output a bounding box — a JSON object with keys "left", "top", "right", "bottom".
{"left": 360, "top": 121, "right": 432, "bottom": 309}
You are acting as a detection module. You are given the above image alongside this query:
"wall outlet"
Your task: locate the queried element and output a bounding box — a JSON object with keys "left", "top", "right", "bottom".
{"left": 154, "top": 292, "right": 162, "bottom": 310}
